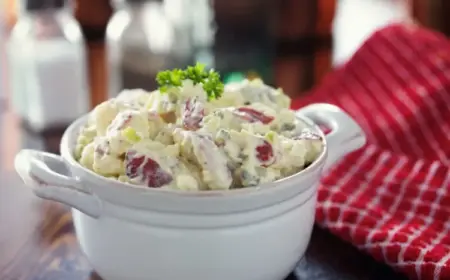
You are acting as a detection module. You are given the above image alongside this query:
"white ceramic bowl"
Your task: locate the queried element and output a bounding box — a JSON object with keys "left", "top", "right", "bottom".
{"left": 15, "top": 103, "right": 366, "bottom": 280}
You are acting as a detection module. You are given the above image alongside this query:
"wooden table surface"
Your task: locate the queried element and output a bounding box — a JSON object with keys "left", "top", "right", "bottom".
{"left": 0, "top": 44, "right": 409, "bottom": 280}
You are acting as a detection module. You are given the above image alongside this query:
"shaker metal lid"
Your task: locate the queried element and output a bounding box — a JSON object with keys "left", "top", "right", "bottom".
{"left": 25, "top": 0, "right": 66, "bottom": 11}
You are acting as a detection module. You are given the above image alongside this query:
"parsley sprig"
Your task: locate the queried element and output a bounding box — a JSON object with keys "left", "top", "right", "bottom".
{"left": 156, "top": 63, "right": 224, "bottom": 101}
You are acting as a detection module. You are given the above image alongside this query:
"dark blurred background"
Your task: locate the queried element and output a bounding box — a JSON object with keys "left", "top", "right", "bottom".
{"left": 1, "top": 0, "right": 449, "bottom": 107}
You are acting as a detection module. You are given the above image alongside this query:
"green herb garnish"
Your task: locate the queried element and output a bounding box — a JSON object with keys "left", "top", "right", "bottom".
{"left": 156, "top": 63, "right": 224, "bottom": 101}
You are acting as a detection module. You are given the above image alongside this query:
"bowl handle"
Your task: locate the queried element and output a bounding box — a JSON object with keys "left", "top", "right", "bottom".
{"left": 14, "top": 149, "right": 102, "bottom": 218}
{"left": 296, "top": 103, "right": 367, "bottom": 172}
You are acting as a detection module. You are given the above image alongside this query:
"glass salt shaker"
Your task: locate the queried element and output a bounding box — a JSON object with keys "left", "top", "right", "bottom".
{"left": 106, "top": 0, "right": 195, "bottom": 98}
{"left": 7, "top": 0, "right": 90, "bottom": 133}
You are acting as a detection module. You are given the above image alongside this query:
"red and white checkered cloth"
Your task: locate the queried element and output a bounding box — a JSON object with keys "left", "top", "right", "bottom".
{"left": 291, "top": 24, "right": 450, "bottom": 280}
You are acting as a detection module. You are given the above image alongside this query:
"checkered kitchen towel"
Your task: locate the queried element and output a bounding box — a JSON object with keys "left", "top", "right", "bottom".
{"left": 291, "top": 24, "right": 450, "bottom": 280}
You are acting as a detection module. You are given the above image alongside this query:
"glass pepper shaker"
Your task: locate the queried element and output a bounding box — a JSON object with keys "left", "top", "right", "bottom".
{"left": 106, "top": 0, "right": 195, "bottom": 98}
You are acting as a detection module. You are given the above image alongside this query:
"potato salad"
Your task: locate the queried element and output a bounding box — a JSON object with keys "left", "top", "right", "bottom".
{"left": 75, "top": 64, "right": 323, "bottom": 191}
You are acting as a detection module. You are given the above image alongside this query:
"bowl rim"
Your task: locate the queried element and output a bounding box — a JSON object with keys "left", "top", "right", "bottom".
{"left": 60, "top": 112, "right": 327, "bottom": 198}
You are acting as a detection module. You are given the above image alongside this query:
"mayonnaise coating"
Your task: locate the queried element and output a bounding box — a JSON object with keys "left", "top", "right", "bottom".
{"left": 75, "top": 79, "right": 323, "bottom": 190}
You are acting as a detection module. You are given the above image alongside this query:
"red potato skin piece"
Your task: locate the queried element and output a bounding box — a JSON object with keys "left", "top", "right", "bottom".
{"left": 255, "top": 140, "right": 275, "bottom": 166}
{"left": 182, "top": 98, "right": 205, "bottom": 130}
{"left": 234, "top": 107, "right": 274, "bottom": 124}
{"left": 125, "top": 151, "right": 173, "bottom": 188}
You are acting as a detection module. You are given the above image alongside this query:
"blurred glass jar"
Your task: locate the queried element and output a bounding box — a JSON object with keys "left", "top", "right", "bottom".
{"left": 106, "top": 0, "right": 195, "bottom": 98}
{"left": 332, "top": 0, "right": 411, "bottom": 67}
{"left": 212, "top": 0, "right": 278, "bottom": 85}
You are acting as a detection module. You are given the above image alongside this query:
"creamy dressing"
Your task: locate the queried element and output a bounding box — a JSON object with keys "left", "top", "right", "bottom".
{"left": 75, "top": 78, "right": 324, "bottom": 190}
